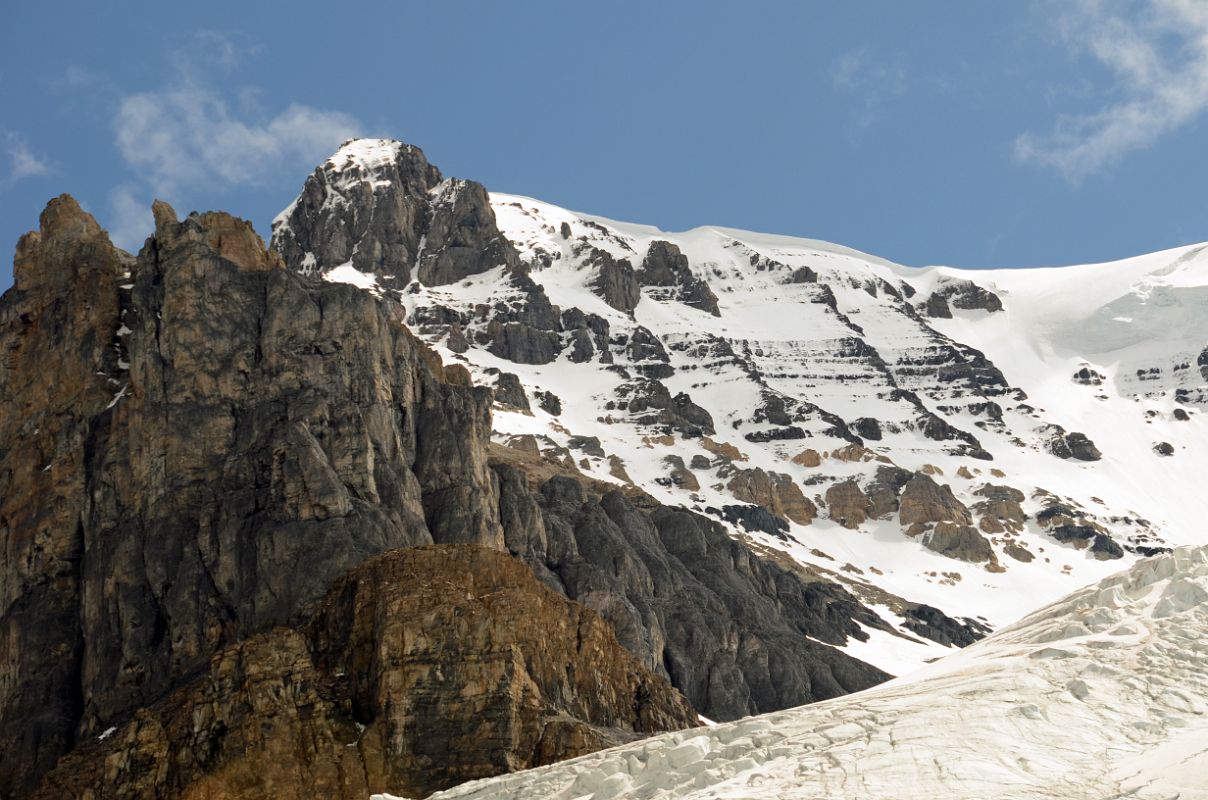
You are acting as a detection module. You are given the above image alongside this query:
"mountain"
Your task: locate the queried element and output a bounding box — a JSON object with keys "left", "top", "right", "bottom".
{"left": 422, "top": 545, "right": 1208, "bottom": 800}
{"left": 2, "top": 149, "right": 901, "bottom": 798}
{"left": 1, "top": 136, "right": 1204, "bottom": 798}
{"left": 277, "top": 138, "right": 1204, "bottom": 677}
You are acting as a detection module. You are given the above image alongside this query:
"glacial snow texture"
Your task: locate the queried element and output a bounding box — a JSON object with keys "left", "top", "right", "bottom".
{"left": 413, "top": 547, "right": 1208, "bottom": 800}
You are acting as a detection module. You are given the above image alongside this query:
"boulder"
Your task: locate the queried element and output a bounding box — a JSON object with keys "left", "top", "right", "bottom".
{"left": 922, "top": 522, "right": 996, "bottom": 564}
{"left": 898, "top": 473, "right": 973, "bottom": 527}
{"left": 825, "top": 480, "right": 875, "bottom": 530}
{"left": 727, "top": 468, "right": 817, "bottom": 525}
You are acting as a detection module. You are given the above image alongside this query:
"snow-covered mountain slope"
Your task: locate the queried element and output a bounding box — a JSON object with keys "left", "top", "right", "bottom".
{"left": 273, "top": 139, "right": 1208, "bottom": 678}
{"left": 411, "top": 546, "right": 1208, "bottom": 800}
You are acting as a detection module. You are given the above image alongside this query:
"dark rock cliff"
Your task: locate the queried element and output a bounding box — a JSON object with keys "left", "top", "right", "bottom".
{"left": 0, "top": 197, "right": 502, "bottom": 797}
{"left": 489, "top": 447, "right": 890, "bottom": 722}
{"left": 30, "top": 546, "right": 698, "bottom": 800}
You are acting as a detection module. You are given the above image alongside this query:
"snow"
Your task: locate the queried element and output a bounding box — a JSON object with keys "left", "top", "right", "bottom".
{"left": 411, "top": 547, "right": 1208, "bottom": 800}
{"left": 323, "top": 138, "right": 404, "bottom": 177}
{"left": 323, "top": 262, "right": 380, "bottom": 291}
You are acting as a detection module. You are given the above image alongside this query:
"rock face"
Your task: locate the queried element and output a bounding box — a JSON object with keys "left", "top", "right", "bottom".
{"left": 931, "top": 279, "right": 1003, "bottom": 313}
{"left": 31, "top": 546, "right": 700, "bottom": 800}
{"left": 922, "top": 522, "right": 996, "bottom": 563}
{"left": 727, "top": 467, "right": 817, "bottom": 525}
{"left": 585, "top": 246, "right": 641, "bottom": 315}
{"left": 637, "top": 240, "right": 721, "bottom": 316}
{"left": 1, "top": 196, "right": 127, "bottom": 795}
{"left": 272, "top": 138, "right": 518, "bottom": 287}
{"left": 898, "top": 472, "right": 973, "bottom": 527}
{"left": 825, "top": 479, "right": 875, "bottom": 529}
{"left": 0, "top": 198, "right": 502, "bottom": 798}
{"left": 611, "top": 378, "right": 715, "bottom": 437}
{"left": 310, "top": 546, "right": 700, "bottom": 796}
{"left": 490, "top": 453, "right": 891, "bottom": 721}
{"left": 864, "top": 465, "right": 913, "bottom": 519}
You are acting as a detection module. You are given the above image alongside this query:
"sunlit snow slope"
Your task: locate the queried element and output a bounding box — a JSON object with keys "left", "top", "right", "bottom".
{"left": 410, "top": 547, "right": 1208, "bottom": 800}
{"left": 277, "top": 139, "right": 1208, "bottom": 678}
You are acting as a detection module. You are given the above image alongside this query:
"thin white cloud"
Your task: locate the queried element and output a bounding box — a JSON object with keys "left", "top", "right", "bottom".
{"left": 106, "top": 32, "right": 362, "bottom": 243}
{"left": 832, "top": 47, "right": 907, "bottom": 127}
{"left": 4, "top": 132, "right": 51, "bottom": 184}
{"left": 113, "top": 87, "right": 362, "bottom": 195}
{"left": 1016, "top": 0, "right": 1208, "bottom": 181}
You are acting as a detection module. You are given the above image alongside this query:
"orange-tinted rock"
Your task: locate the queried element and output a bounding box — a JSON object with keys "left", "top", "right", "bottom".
{"left": 727, "top": 467, "right": 816, "bottom": 525}
{"left": 826, "top": 480, "right": 874, "bottom": 530}
{"left": 32, "top": 546, "right": 699, "bottom": 800}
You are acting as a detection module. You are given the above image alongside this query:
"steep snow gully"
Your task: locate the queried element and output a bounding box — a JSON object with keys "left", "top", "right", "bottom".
{"left": 409, "top": 547, "right": 1208, "bottom": 800}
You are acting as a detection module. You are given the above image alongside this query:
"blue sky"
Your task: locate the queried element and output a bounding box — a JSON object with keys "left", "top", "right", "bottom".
{"left": 3, "top": 1, "right": 1208, "bottom": 290}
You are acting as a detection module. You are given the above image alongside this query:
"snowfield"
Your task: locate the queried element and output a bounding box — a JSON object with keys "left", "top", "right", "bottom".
{"left": 403, "top": 547, "right": 1208, "bottom": 800}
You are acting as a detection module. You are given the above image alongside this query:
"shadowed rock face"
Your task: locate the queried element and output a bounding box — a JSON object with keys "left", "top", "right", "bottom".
{"left": 30, "top": 546, "right": 699, "bottom": 800}
{"left": 637, "top": 240, "right": 721, "bottom": 316}
{"left": 1, "top": 196, "right": 127, "bottom": 795}
{"left": 491, "top": 458, "right": 891, "bottom": 721}
{"left": 0, "top": 198, "right": 502, "bottom": 798}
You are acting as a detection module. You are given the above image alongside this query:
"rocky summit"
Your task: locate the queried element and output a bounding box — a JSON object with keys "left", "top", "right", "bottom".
{"left": 2, "top": 136, "right": 1207, "bottom": 798}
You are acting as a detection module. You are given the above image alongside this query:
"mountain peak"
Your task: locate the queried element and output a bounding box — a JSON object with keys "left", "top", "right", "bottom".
{"left": 324, "top": 137, "right": 412, "bottom": 174}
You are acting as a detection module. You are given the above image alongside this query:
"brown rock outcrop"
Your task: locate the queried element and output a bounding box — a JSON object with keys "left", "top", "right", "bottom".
{"left": 32, "top": 546, "right": 699, "bottom": 800}
{"left": 701, "top": 436, "right": 747, "bottom": 462}
{"left": 310, "top": 546, "right": 698, "bottom": 795}
{"left": 792, "top": 448, "right": 821, "bottom": 467}
{"left": 898, "top": 472, "right": 973, "bottom": 527}
{"left": 972, "top": 483, "right": 1027, "bottom": 534}
{"left": 727, "top": 467, "right": 817, "bottom": 525}
{"left": 922, "top": 522, "right": 996, "bottom": 564}
{"left": 825, "top": 479, "right": 874, "bottom": 530}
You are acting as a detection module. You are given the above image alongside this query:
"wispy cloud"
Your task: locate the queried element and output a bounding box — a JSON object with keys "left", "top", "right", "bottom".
{"left": 1016, "top": 0, "right": 1208, "bottom": 181}
{"left": 4, "top": 132, "right": 50, "bottom": 185}
{"left": 832, "top": 47, "right": 907, "bottom": 127}
{"left": 106, "top": 31, "right": 362, "bottom": 249}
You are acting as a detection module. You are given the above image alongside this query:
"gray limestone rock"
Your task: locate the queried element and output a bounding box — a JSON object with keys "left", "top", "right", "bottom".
{"left": 637, "top": 240, "right": 721, "bottom": 316}
{"left": 271, "top": 139, "right": 519, "bottom": 288}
